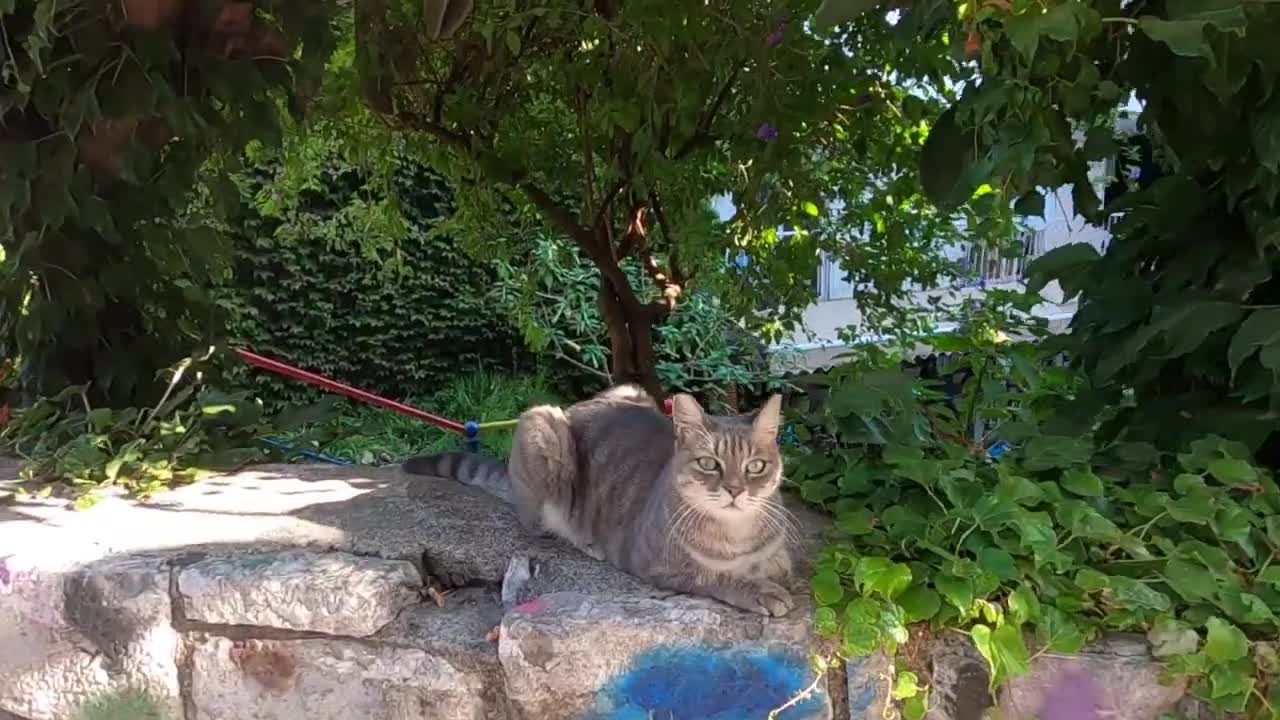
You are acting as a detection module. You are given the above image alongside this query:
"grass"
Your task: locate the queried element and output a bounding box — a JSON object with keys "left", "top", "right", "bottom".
{"left": 277, "top": 370, "right": 566, "bottom": 465}
{"left": 77, "top": 689, "right": 169, "bottom": 720}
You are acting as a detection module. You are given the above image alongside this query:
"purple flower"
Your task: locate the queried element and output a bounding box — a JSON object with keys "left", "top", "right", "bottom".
{"left": 756, "top": 124, "right": 779, "bottom": 143}
{"left": 766, "top": 18, "right": 788, "bottom": 47}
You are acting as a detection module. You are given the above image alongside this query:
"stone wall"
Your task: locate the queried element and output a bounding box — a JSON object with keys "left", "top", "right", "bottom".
{"left": 0, "top": 461, "right": 1200, "bottom": 720}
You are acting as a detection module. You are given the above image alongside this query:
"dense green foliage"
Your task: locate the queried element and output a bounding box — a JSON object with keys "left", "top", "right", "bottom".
{"left": 494, "top": 235, "right": 779, "bottom": 408}
{"left": 0, "top": 349, "right": 293, "bottom": 504}
{"left": 0, "top": 1, "right": 337, "bottom": 406}
{"left": 911, "top": 0, "right": 1280, "bottom": 460}
{"left": 790, "top": 303, "right": 1280, "bottom": 718}
{"left": 278, "top": 370, "right": 564, "bottom": 463}
{"left": 222, "top": 149, "right": 525, "bottom": 405}
{"left": 347, "top": 0, "right": 990, "bottom": 394}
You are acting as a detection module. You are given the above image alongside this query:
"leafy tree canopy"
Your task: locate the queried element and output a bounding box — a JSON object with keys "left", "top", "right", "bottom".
{"left": 330, "top": 0, "right": 995, "bottom": 396}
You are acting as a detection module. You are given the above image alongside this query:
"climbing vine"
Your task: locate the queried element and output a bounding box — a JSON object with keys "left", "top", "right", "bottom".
{"left": 219, "top": 145, "right": 526, "bottom": 406}
{"left": 790, "top": 297, "right": 1280, "bottom": 717}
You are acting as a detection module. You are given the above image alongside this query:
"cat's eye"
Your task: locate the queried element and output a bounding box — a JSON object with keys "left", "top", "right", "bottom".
{"left": 746, "top": 459, "right": 766, "bottom": 474}
{"left": 696, "top": 457, "right": 720, "bottom": 472}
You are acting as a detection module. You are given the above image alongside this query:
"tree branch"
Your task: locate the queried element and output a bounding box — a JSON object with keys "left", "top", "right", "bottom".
{"left": 649, "top": 191, "right": 688, "bottom": 285}
{"left": 672, "top": 65, "right": 741, "bottom": 160}
{"left": 577, "top": 89, "right": 598, "bottom": 222}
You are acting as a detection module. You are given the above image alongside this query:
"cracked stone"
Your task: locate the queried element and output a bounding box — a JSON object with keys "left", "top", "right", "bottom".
{"left": 0, "top": 554, "right": 180, "bottom": 720}
{"left": 191, "top": 588, "right": 508, "bottom": 720}
{"left": 178, "top": 549, "right": 421, "bottom": 636}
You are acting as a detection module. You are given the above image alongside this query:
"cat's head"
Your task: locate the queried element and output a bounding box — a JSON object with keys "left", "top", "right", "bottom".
{"left": 669, "top": 393, "right": 784, "bottom": 522}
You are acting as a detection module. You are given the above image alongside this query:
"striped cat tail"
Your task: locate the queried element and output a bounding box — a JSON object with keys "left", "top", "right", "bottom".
{"left": 401, "top": 452, "right": 512, "bottom": 502}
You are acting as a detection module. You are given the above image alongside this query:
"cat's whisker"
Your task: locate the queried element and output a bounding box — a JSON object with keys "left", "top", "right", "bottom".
{"left": 758, "top": 497, "right": 803, "bottom": 546}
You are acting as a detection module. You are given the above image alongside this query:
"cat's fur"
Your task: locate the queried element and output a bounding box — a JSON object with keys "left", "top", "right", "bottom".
{"left": 402, "top": 384, "right": 797, "bottom": 616}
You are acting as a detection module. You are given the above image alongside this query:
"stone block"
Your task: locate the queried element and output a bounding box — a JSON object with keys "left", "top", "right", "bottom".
{"left": 190, "top": 589, "right": 508, "bottom": 720}
{"left": 927, "top": 633, "right": 1186, "bottom": 720}
{"left": 178, "top": 550, "right": 421, "bottom": 636}
{"left": 498, "top": 591, "right": 831, "bottom": 720}
{"left": 0, "top": 554, "right": 180, "bottom": 720}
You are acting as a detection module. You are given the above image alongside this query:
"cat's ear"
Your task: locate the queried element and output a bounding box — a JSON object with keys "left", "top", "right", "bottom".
{"left": 752, "top": 394, "right": 783, "bottom": 443}
{"left": 670, "top": 393, "right": 707, "bottom": 432}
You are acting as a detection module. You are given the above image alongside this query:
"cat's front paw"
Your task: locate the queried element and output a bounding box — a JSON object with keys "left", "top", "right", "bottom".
{"left": 726, "top": 580, "right": 794, "bottom": 617}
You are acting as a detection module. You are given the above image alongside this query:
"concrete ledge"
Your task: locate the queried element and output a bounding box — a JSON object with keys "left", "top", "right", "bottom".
{"left": 0, "top": 461, "right": 1201, "bottom": 720}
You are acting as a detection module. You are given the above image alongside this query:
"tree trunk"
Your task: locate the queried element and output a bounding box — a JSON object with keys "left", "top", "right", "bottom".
{"left": 597, "top": 281, "right": 664, "bottom": 401}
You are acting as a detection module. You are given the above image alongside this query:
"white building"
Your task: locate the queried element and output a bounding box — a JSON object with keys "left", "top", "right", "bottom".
{"left": 714, "top": 108, "right": 1141, "bottom": 372}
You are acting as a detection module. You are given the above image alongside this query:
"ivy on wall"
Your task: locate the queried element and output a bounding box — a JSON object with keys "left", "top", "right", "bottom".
{"left": 221, "top": 155, "right": 526, "bottom": 405}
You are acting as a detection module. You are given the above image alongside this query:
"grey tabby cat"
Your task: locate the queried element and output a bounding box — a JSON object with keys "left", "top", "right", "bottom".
{"left": 402, "top": 384, "right": 797, "bottom": 616}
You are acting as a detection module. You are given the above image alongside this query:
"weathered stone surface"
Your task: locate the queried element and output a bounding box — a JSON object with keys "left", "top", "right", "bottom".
{"left": 498, "top": 591, "right": 831, "bottom": 720}
{"left": 190, "top": 589, "right": 508, "bottom": 720}
{"left": 0, "top": 459, "right": 1207, "bottom": 720}
{"left": 927, "top": 633, "right": 1187, "bottom": 720}
{"left": 178, "top": 550, "right": 421, "bottom": 636}
{"left": 190, "top": 636, "right": 489, "bottom": 720}
{"left": 845, "top": 652, "right": 894, "bottom": 720}
{"left": 0, "top": 554, "right": 181, "bottom": 720}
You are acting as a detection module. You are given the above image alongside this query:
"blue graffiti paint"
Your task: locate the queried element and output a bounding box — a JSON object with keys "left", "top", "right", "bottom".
{"left": 591, "top": 646, "right": 825, "bottom": 720}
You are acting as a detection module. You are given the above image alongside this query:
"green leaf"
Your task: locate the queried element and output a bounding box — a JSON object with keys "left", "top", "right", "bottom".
{"left": 920, "top": 105, "right": 981, "bottom": 212}
{"left": 1204, "top": 617, "right": 1249, "bottom": 662}
{"left": 1257, "top": 567, "right": 1280, "bottom": 589}
{"left": 1138, "top": 16, "right": 1212, "bottom": 58}
{"left": 1251, "top": 93, "right": 1280, "bottom": 173}
{"left": 1162, "top": 559, "right": 1219, "bottom": 602}
{"left": 970, "top": 623, "right": 997, "bottom": 673}
{"left": 1219, "top": 590, "right": 1278, "bottom": 626}
{"left": 842, "top": 599, "right": 883, "bottom": 656}
{"left": 1207, "top": 458, "right": 1258, "bottom": 486}
{"left": 855, "top": 557, "right": 914, "bottom": 599}
{"left": 815, "top": 606, "right": 839, "bottom": 636}
{"left": 837, "top": 508, "right": 877, "bottom": 535}
{"left": 845, "top": 597, "right": 881, "bottom": 625}
{"left": 1037, "top": 606, "right": 1088, "bottom": 653}
{"left": 1155, "top": 301, "right": 1244, "bottom": 358}
{"left": 801, "top": 201, "right": 820, "bottom": 217}
{"left": 813, "top": 569, "right": 845, "bottom": 606}
{"left": 1109, "top": 577, "right": 1172, "bottom": 612}
{"left": 842, "top": 621, "right": 882, "bottom": 657}
{"left": 992, "top": 623, "right": 1031, "bottom": 677}
{"left": 1209, "top": 659, "right": 1255, "bottom": 700}
{"left": 1075, "top": 568, "right": 1111, "bottom": 592}
{"left": 801, "top": 479, "right": 839, "bottom": 504}
{"left": 1267, "top": 516, "right": 1280, "bottom": 548}
{"left": 901, "top": 692, "right": 928, "bottom": 720}
{"left": 1061, "top": 467, "right": 1104, "bottom": 497}
{"left": 1013, "top": 191, "right": 1045, "bottom": 217}
{"left": 1041, "top": 3, "right": 1080, "bottom": 41}
{"left": 1007, "top": 587, "right": 1041, "bottom": 626}
{"left": 1057, "top": 500, "right": 1121, "bottom": 541}
{"left": 1148, "top": 618, "right": 1201, "bottom": 658}
{"left": 813, "top": 0, "right": 882, "bottom": 28}
{"left": 935, "top": 574, "right": 976, "bottom": 611}
{"left": 899, "top": 585, "right": 942, "bottom": 623}
{"left": 1002, "top": 13, "right": 1040, "bottom": 63}
{"left": 1228, "top": 309, "right": 1280, "bottom": 374}
{"left": 892, "top": 671, "right": 922, "bottom": 700}
{"left": 978, "top": 547, "right": 1018, "bottom": 580}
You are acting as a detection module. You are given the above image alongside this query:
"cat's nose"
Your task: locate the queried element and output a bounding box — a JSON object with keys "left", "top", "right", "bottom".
{"left": 725, "top": 486, "right": 745, "bottom": 498}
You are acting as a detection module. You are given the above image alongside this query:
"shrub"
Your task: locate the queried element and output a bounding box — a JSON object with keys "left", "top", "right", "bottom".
{"left": 220, "top": 153, "right": 526, "bottom": 407}
{"left": 788, "top": 299, "right": 1280, "bottom": 718}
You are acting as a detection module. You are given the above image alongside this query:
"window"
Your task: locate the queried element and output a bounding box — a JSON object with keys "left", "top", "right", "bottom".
{"left": 957, "top": 229, "right": 1046, "bottom": 286}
